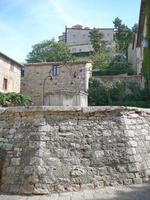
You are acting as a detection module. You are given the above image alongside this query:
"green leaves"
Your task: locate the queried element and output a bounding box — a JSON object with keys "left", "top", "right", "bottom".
{"left": 92, "top": 55, "right": 132, "bottom": 76}
{"left": 113, "top": 17, "right": 132, "bottom": 56}
{"left": 26, "top": 39, "right": 70, "bottom": 63}
{"left": 89, "top": 28, "right": 105, "bottom": 53}
{"left": 88, "top": 79, "right": 147, "bottom": 107}
{"left": 0, "top": 93, "right": 31, "bottom": 107}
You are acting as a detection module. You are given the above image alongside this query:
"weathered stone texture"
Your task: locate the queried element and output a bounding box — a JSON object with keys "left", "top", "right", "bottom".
{"left": 0, "top": 106, "right": 150, "bottom": 194}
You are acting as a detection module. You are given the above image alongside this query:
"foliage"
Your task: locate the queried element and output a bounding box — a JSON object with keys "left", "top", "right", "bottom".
{"left": 92, "top": 51, "right": 111, "bottom": 70}
{"left": 108, "top": 55, "right": 133, "bottom": 75}
{"left": 131, "top": 24, "right": 138, "bottom": 33}
{"left": 88, "top": 79, "right": 127, "bottom": 105}
{"left": 88, "top": 79, "right": 149, "bottom": 107}
{"left": 113, "top": 17, "right": 132, "bottom": 56}
{"left": 0, "top": 92, "right": 31, "bottom": 107}
{"left": 26, "top": 39, "right": 70, "bottom": 63}
{"left": 70, "top": 52, "right": 92, "bottom": 62}
{"left": 143, "top": 0, "right": 150, "bottom": 96}
{"left": 92, "top": 55, "right": 133, "bottom": 75}
{"left": 89, "top": 28, "right": 106, "bottom": 53}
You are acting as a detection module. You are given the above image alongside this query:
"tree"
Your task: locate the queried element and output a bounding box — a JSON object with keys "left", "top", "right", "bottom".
{"left": 113, "top": 17, "right": 132, "bottom": 56}
{"left": 108, "top": 55, "right": 133, "bottom": 75}
{"left": 26, "top": 39, "right": 70, "bottom": 63}
{"left": 89, "top": 28, "right": 106, "bottom": 53}
{"left": 92, "top": 51, "right": 111, "bottom": 70}
{"left": 132, "top": 24, "right": 138, "bottom": 33}
{"left": 89, "top": 28, "right": 110, "bottom": 72}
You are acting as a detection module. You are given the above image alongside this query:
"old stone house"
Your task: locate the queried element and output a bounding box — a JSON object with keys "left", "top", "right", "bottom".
{"left": 0, "top": 52, "right": 22, "bottom": 93}
{"left": 128, "top": 0, "right": 147, "bottom": 74}
{"left": 21, "top": 61, "right": 92, "bottom": 106}
{"left": 59, "top": 25, "right": 115, "bottom": 55}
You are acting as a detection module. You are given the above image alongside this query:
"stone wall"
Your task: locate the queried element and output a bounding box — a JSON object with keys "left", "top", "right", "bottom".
{"left": 93, "top": 75, "right": 144, "bottom": 87}
{"left": 0, "top": 106, "right": 150, "bottom": 194}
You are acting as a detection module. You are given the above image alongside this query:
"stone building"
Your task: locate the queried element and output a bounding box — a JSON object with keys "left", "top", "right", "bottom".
{"left": 59, "top": 25, "right": 115, "bottom": 54}
{"left": 0, "top": 52, "right": 22, "bottom": 93}
{"left": 128, "top": 0, "right": 147, "bottom": 74}
{"left": 21, "top": 61, "right": 92, "bottom": 106}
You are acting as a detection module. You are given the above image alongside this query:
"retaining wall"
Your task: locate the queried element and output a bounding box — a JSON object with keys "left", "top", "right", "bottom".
{"left": 0, "top": 106, "right": 150, "bottom": 194}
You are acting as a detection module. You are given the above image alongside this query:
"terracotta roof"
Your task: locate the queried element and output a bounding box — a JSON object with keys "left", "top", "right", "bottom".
{"left": 0, "top": 52, "right": 23, "bottom": 68}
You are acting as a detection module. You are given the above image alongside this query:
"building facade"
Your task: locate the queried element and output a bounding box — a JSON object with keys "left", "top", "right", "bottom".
{"left": 0, "top": 52, "right": 22, "bottom": 93}
{"left": 128, "top": 0, "right": 147, "bottom": 74}
{"left": 59, "top": 25, "right": 115, "bottom": 54}
{"left": 21, "top": 61, "right": 92, "bottom": 106}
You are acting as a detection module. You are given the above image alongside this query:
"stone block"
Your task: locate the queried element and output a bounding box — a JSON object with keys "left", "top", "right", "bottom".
{"left": 126, "top": 148, "right": 136, "bottom": 155}
{"left": 123, "top": 179, "right": 133, "bottom": 185}
{"left": 133, "top": 178, "right": 143, "bottom": 184}
{"left": 70, "top": 166, "right": 86, "bottom": 177}
{"left": 145, "top": 135, "right": 150, "bottom": 140}
{"left": 11, "top": 158, "right": 20, "bottom": 166}
{"left": 128, "top": 141, "right": 137, "bottom": 147}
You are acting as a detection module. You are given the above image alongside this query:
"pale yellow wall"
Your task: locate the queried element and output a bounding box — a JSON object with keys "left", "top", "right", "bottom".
{"left": 0, "top": 57, "right": 21, "bottom": 93}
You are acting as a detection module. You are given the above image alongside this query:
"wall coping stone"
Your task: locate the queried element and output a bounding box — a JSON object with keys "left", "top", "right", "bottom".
{"left": 0, "top": 106, "right": 150, "bottom": 115}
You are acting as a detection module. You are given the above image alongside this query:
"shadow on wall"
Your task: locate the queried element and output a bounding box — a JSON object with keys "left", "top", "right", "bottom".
{"left": 0, "top": 148, "right": 6, "bottom": 189}
{"left": 95, "top": 184, "right": 150, "bottom": 200}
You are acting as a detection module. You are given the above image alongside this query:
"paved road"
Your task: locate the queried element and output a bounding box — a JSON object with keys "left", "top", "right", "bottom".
{"left": 1, "top": 184, "right": 150, "bottom": 200}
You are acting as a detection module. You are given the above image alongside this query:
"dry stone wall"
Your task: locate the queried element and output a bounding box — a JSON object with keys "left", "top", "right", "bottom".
{"left": 0, "top": 106, "right": 150, "bottom": 194}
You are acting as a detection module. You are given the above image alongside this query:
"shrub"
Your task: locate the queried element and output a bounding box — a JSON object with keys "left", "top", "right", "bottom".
{"left": 88, "top": 79, "right": 149, "bottom": 108}
{"left": 0, "top": 92, "right": 31, "bottom": 107}
{"left": 88, "top": 79, "right": 127, "bottom": 105}
{"left": 93, "top": 55, "right": 134, "bottom": 76}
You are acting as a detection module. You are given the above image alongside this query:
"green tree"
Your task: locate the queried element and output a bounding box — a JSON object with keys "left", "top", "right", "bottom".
{"left": 26, "top": 39, "right": 70, "bottom": 63}
{"left": 89, "top": 28, "right": 110, "bottom": 72}
{"left": 132, "top": 23, "right": 138, "bottom": 33}
{"left": 92, "top": 52, "right": 111, "bottom": 70}
{"left": 108, "top": 55, "right": 133, "bottom": 75}
{"left": 113, "top": 17, "right": 132, "bottom": 56}
{"left": 89, "top": 28, "right": 106, "bottom": 53}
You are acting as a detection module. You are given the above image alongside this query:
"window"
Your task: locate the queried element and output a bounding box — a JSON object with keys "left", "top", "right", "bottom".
{"left": 52, "top": 66, "right": 60, "bottom": 76}
{"left": 3, "top": 78, "right": 8, "bottom": 90}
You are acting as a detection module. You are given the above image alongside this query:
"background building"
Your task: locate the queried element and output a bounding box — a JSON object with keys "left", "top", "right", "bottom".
{"left": 0, "top": 52, "right": 22, "bottom": 93}
{"left": 128, "top": 0, "right": 147, "bottom": 74}
{"left": 59, "top": 25, "right": 115, "bottom": 54}
{"left": 21, "top": 61, "right": 92, "bottom": 106}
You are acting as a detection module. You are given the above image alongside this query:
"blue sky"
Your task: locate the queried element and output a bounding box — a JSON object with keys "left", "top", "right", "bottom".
{"left": 0, "top": 0, "right": 141, "bottom": 62}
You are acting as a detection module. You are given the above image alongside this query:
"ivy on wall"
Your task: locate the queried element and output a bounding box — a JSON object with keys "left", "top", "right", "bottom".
{"left": 144, "top": 0, "right": 150, "bottom": 95}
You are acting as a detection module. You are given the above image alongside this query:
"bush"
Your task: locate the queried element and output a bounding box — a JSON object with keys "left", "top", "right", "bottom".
{"left": 93, "top": 55, "right": 134, "bottom": 76}
{"left": 88, "top": 79, "right": 149, "bottom": 108}
{"left": 0, "top": 92, "right": 32, "bottom": 107}
{"left": 88, "top": 79, "right": 127, "bottom": 105}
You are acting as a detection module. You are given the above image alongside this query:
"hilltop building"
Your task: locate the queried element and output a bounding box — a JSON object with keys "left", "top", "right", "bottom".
{"left": 59, "top": 25, "right": 115, "bottom": 54}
